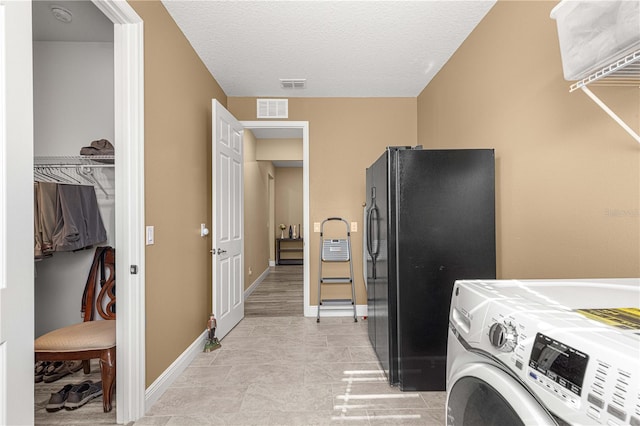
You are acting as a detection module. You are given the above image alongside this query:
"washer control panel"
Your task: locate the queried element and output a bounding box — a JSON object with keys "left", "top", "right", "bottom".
{"left": 527, "top": 333, "right": 588, "bottom": 408}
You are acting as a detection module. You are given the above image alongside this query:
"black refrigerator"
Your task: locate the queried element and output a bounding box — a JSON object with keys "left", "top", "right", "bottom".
{"left": 365, "top": 147, "right": 496, "bottom": 391}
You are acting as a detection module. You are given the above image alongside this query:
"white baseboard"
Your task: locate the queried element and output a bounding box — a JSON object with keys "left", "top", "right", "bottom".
{"left": 244, "top": 266, "right": 270, "bottom": 298}
{"left": 268, "top": 260, "right": 276, "bottom": 267}
{"left": 145, "top": 329, "right": 207, "bottom": 412}
{"left": 306, "top": 304, "right": 368, "bottom": 319}
{"left": 144, "top": 299, "right": 367, "bottom": 412}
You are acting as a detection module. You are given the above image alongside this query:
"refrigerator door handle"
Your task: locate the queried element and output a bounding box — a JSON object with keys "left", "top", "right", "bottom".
{"left": 366, "top": 204, "right": 374, "bottom": 258}
{"left": 366, "top": 201, "right": 379, "bottom": 279}
{"left": 370, "top": 205, "right": 379, "bottom": 258}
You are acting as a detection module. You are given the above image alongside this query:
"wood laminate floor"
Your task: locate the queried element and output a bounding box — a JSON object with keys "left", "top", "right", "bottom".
{"left": 245, "top": 265, "right": 304, "bottom": 317}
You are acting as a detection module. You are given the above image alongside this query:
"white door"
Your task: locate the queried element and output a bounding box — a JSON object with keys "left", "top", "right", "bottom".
{"left": 211, "top": 100, "right": 244, "bottom": 339}
{"left": 0, "top": 2, "right": 35, "bottom": 424}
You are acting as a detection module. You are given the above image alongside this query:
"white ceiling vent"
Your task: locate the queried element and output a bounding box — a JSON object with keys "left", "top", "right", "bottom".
{"left": 280, "top": 79, "right": 306, "bottom": 89}
{"left": 257, "top": 99, "right": 288, "bottom": 119}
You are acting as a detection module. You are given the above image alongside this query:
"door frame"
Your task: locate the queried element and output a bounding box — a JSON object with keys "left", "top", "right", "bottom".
{"left": 4, "top": 0, "right": 145, "bottom": 422}
{"left": 240, "top": 121, "right": 310, "bottom": 315}
{"left": 1, "top": 2, "right": 35, "bottom": 424}
{"left": 90, "top": 1, "right": 146, "bottom": 422}
{"left": 268, "top": 173, "right": 275, "bottom": 264}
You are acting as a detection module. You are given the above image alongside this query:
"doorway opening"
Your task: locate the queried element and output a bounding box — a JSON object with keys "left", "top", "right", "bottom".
{"left": 31, "top": 0, "right": 145, "bottom": 423}
{"left": 241, "top": 121, "right": 310, "bottom": 316}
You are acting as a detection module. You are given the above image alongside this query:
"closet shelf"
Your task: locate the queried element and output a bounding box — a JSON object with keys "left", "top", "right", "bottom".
{"left": 570, "top": 50, "right": 640, "bottom": 92}
{"left": 34, "top": 155, "right": 114, "bottom": 198}
{"left": 34, "top": 155, "right": 115, "bottom": 167}
{"left": 567, "top": 49, "right": 640, "bottom": 145}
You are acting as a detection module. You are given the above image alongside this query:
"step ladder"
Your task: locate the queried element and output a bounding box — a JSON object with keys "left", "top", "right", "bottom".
{"left": 317, "top": 217, "right": 357, "bottom": 323}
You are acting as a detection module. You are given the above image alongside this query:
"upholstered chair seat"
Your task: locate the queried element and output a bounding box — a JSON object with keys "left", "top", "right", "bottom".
{"left": 35, "top": 247, "right": 116, "bottom": 412}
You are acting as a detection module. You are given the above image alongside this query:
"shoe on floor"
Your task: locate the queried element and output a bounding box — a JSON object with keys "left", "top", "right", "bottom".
{"left": 65, "top": 381, "right": 103, "bottom": 410}
{"left": 34, "top": 361, "right": 50, "bottom": 383}
{"left": 45, "top": 383, "right": 75, "bottom": 412}
{"left": 42, "top": 360, "right": 83, "bottom": 383}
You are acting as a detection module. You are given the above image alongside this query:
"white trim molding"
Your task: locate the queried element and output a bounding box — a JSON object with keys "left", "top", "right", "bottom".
{"left": 2, "top": 2, "right": 35, "bottom": 423}
{"left": 145, "top": 330, "right": 208, "bottom": 412}
{"left": 91, "top": 1, "right": 146, "bottom": 423}
{"left": 311, "top": 304, "right": 368, "bottom": 320}
{"left": 244, "top": 266, "right": 270, "bottom": 298}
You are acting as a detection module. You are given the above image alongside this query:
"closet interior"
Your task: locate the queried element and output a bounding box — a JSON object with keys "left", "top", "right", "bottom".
{"left": 32, "top": 0, "right": 116, "bottom": 418}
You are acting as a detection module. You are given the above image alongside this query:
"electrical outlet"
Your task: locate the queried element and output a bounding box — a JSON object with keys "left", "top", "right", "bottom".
{"left": 351, "top": 222, "right": 358, "bottom": 232}
{"left": 314, "top": 222, "right": 321, "bottom": 232}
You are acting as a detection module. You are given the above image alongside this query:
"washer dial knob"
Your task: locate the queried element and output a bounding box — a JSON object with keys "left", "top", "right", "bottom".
{"left": 489, "top": 322, "right": 518, "bottom": 352}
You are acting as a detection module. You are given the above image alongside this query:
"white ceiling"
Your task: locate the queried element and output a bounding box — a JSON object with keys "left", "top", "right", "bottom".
{"left": 250, "top": 127, "right": 302, "bottom": 139}
{"left": 30, "top": 1, "right": 496, "bottom": 145}
{"left": 161, "top": 0, "right": 496, "bottom": 98}
{"left": 32, "top": 1, "right": 113, "bottom": 42}
{"left": 31, "top": 1, "right": 497, "bottom": 97}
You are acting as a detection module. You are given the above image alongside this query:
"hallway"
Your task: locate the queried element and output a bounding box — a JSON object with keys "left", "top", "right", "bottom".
{"left": 245, "top": 265, "right": 304, "bottom": 317}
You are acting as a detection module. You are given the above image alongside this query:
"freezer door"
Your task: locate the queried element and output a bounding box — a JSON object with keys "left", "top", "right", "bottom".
{"left": 365, "top": 166, "right": 376, "bottom": 349}
{"left": 366, "top": 150, "right": 397, "bottom": 384}
{"left": 395, "top": 149, "right": 496, "bottom": 391}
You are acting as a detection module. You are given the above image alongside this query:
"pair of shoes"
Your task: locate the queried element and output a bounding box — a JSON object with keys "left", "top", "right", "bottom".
{"left": 35, "top": 361, "right": 51, "bottom": 383}
{"left": 65, "top": 381, "right": 103, "bottom": 410}
{"left": 46, "top": 380, "right": 102, "bottom": 412}
{"left": 42, "top": 360, "right": 83, "bottom": 383}
{"left": 45, "top": 383, "right": 77, "bottom": 412}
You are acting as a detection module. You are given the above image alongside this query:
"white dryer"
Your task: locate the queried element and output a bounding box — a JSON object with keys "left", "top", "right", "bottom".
{"left": 446, "top": 278, "right": 640, "bottom": 426}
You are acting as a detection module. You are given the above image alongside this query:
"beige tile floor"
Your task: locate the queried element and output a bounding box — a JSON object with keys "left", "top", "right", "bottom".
{"left": 35, "top": 265, "right": 446, "bottom": 425}
{"left": 134, "top": 316, "right": 446, "bottom": 426}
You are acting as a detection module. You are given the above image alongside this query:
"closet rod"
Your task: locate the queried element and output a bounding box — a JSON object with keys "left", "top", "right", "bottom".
{"left": 34, "top": 156, "right": 114, "bottom": 198}
{"left": 35, "top": 163, "right": 114, "bottom": 168}
{"left": 34, "top": 155, "right": 115, "bottom": 167}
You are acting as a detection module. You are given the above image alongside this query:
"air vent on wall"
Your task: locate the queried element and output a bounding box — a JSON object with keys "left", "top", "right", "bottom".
{"left": 257, "top": 99, "right": 288, "bottom": 119}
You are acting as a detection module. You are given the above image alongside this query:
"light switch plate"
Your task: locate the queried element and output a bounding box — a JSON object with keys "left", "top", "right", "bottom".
{"left": 314, "top": 222, "right": 321, "bottom": 232}
{"left": 351, "top": 222, "right": 358, "bottom": 232}
{"left": 146, "top": 226, "right": 154, "bottom": 245}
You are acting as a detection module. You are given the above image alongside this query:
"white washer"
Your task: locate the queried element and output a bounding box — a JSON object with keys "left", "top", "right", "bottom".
{"left": 446, "top": 278, "right": 640, "bottom": 426}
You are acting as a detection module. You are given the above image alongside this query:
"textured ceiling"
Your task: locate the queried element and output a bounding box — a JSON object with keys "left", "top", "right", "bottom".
{"left": 161, "top": 0, "right": 496, "bottom": 98}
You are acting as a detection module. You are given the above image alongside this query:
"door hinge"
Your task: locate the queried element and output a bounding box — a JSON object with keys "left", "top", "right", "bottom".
{"left": 130, "top": 265, "right": 138, "bottom": 274}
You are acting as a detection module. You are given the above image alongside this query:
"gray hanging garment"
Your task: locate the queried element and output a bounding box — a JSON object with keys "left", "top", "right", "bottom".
{"left": 53, "top": 184, "right": 107, "bottom": 251}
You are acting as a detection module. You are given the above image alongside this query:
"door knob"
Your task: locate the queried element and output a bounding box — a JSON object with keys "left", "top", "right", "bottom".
{"left": 217, "top": 248, "right": 227, "bottom": 255}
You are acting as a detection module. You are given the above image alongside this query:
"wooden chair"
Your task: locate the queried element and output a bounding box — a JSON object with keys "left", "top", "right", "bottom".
{"left": 35, "top": 246, "right": 116, "bottom": 412}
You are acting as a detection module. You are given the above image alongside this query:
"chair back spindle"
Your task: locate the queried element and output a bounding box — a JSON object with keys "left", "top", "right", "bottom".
{"left": 81, "top": 246, "right": 115, "bottom": 322}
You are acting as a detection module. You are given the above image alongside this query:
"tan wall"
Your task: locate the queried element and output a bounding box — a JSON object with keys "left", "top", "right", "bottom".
{"left": 129, "top": 0, "right": 639, "bottom": 390}
{"left": 417, "top": 1, "right": 640, "bottom": 279}
{"left": 275, "top": 167, "right": 303, "bottom": 239}
{"left": 228, "top": 98, "right": 418, "bottom": 305}
{"left": 257, "top": 138, "right": 303, "bottom": 161}
{"left": 128, "top": 1, "right": 227, "bottom": 387}
{"left": 244, "top": 130, "right": 275, "bottom": 289}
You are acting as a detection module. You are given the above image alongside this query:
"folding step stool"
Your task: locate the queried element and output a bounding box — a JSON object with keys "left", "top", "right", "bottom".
{"left": 316, "top": 217, "right": 357, "bottom": 323}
